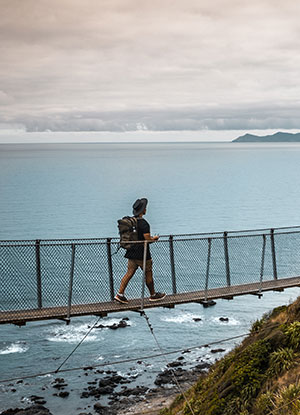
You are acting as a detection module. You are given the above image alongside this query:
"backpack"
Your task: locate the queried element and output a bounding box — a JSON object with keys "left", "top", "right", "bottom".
{"left": 117, "top": 216, "right": 139, "bottom": 249}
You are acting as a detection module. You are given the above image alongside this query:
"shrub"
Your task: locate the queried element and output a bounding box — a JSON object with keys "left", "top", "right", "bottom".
{"left": 251, "top": 318, "right": 266, "bottom": 334}
{"left": 254, "top": 391, "right": 274, "bottom": 414}
{"left": 268, "top": 347, "right": 296, "bottom": 376}
{"left": 273, "top": 383, "right": 300, "bottom": 415}
{"left": 284, "top": 322, "right": 300, "bottom": 349}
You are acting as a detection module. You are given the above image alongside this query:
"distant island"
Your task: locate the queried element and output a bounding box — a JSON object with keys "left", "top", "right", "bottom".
{"left": 233, "top": 131, "right": 300, "bottom": 142}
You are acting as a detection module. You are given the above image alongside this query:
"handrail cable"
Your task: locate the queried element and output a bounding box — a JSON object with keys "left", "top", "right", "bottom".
{"left": 2, "top": 224, "right": 300, "bottom": 243}
{"left": 2, "top": 228, "right": 300, "bottom": 248}
{"left": 0, "top": 323, "right": 281, "bottom": 384}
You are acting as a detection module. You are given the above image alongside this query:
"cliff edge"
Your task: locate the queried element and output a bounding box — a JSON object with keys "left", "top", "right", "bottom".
{"left": 161, "top": 296, "right": 300, "bottom": 415}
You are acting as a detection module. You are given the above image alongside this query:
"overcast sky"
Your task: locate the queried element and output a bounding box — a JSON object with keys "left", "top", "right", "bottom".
{"left": 1, "top": 0, "right": 300, "bottom": 142}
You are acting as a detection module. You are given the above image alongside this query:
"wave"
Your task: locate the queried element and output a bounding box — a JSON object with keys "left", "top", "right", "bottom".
{"left": 0, "top": 341, "right": 28, "bottom": 355}
{"left": 161, "top": 312, "right": 203, "bottom": 324}
{"left": 45, "top": 323, "right": 99, "bottom": 343}
{"left": 161, "top": 311, "right": 240, "bottom": 326}
{"left": 45, "top": 317, "right": 131, "bottom": 343}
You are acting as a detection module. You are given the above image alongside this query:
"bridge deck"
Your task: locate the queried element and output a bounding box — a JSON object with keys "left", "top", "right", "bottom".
{"left": 1, "top": 276, "right": 300, "bottom": 325}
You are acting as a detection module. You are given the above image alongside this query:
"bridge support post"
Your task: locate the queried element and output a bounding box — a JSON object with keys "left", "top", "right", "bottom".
{"left": 67, "top": 244, "right": 76, "bottom": 321}
{"left": 270, "top": 229, "right": 278, "bottom": 280}
{"left": 204, "top": 238, "right": 212, "bottom": 301}
{"left": 106, "top": 238, "right": 114, "bottom": 301}
{"left": 259, "top": 235, "right": 266, "bottom": 295}
{"left": 224, "top": 232, "right": 231, "bottom": 286}
{"left": 169, "top": 235, "right": 177, "bottom": 294}
{"left": 35, "top": 240, "right": 42, "bottom": 309}
{"left": 141, "top": 241, "right": 148, "bottom": 310}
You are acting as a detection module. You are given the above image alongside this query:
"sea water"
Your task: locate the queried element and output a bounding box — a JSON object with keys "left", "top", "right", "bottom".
{"left": 1, "top": 142, "right": 300, "bottom": 414}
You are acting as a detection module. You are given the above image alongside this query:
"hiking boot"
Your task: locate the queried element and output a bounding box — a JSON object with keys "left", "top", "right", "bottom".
{"left": 149, "top": 292, "right": 166, "bottom": 302}
{"left": 114, "top": 293, "right": 128, "bottom": 304}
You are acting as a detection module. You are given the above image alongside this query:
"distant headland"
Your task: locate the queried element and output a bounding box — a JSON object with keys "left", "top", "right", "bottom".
{"left": 233, "top": 131, "right": 300, "bottom": 142}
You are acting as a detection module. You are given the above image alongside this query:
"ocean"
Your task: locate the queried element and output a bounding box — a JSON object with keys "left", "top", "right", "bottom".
{"left": 1, "top": 142, "right": 300, "bottom": 414}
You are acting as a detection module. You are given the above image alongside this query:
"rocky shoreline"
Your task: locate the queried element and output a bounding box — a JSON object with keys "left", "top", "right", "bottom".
{"left": 0, "top": 361, "right": 211, "bottom": 415}
{"left": 0, "top": 316, "right": 229, "bottom": 415}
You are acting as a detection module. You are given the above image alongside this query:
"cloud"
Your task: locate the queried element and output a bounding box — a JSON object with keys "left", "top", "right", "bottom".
{"left": 3, "top": 103, "right": 300, "bottom": 132}
{"left": 1, "top": 0, "right": 300, "bottom": 134}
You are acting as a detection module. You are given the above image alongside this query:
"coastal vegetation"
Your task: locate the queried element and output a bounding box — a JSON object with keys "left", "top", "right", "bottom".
{"left": 161, "top": 297, "right": 300, "bottom": 415}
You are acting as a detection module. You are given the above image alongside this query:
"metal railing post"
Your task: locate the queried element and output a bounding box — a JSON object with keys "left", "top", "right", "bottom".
{"left": 223, "top": 232, "right": 231, "bottom": 286}
{"left": 106, "top": 238, "right": 114, "bottom": 301}
{"left": 67, "top": 243, "right": 76, "bottom": 321}
{"left": 141, "top": 241, "right": 148, "bottom": 310}
{"left": 169, "top": 235, "right": 177, "bottom": 294}
{"left": 259, "top": 234, "right": 266, "bottom": 295}
{"left": 35, "top": 239, "right": 42, "bottom": 309}
{"left": 204, "top": 238, "right": 212, "bottom": 301}
{"left": 270, "top": 229, "right": 278, "bottom": 280}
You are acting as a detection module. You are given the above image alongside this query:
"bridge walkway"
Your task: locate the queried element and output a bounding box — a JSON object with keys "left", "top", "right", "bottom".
{"left": 2, "top": 276, "right": 300, "bottom": 326}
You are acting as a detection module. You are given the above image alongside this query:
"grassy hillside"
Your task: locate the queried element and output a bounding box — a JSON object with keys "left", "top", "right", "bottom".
{"left": 160, "top": 297, "right": 300, "bottom": 415}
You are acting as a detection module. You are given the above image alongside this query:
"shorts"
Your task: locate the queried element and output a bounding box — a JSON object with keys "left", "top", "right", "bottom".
{"left": 128, "top": 259, "right": 153, "bottom": 272}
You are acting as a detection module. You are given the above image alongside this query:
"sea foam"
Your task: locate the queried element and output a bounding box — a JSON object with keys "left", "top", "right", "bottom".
{"left": 0, "top": 342, "right": 28, "bottom": 355}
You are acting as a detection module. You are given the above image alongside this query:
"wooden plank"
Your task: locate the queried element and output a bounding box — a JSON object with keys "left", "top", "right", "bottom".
{"left": 1, "top": 276, "right": 300, "bottom": 325}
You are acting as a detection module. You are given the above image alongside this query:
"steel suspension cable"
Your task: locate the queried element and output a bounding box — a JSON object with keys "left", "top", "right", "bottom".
{"left": 0, "top": 322, "right": 281, "bottom": 384}
{"left": 54, "top": 315, "right": 102, "bottom": 373}
{"left": 0, "top": 331, "right": 250, "bottom": 384}
{"left": 141, "top": 310, "right": 196, "bottom": 415}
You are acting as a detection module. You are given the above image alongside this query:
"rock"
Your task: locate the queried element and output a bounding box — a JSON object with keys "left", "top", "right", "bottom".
{"left": 167, "top": 361, "right": 183, "bottom": 368}
{"left": 201, "top": 300, "right": 216, "bottom": 307}
{"left": 108, "top": 320, "right": 129, "bottom": 329}
{"left": 93, "top": 403, "right": 109, "bottom": 414}
{"left": 54, "top": 378, "right": 64, "bottom": 383}
{"left": 98, "top": 386, "right": 114, "bottom": 395}
{"left": 52, "top": 383, "right": 67, "bottom": 389}
{"left": 195, "top": 362, "right": 211, "bottom": 370}
{"left": 58, "top": 391, "right": 69, "bottom": 398}
{"left": 211, "top": 348, "right": 226, "bottom": 353}
{"left": 0, "top": 406, "right": 53, "bottom": 415}
{"left": 115, "top": 386, "right": 149, "bottom": 397}
{"left": 117, "top": 320, "right": 128, "bottom": 328}
{"left": 94, "top": 318, "right": 129, "bottom": 330}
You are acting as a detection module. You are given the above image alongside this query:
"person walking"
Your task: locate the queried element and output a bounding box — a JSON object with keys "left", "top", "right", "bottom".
{"left": 115, "top": 198, "right": 166, "bottom": 304}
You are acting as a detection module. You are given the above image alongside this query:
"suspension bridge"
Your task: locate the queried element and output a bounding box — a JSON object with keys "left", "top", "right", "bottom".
{"left": 1, "top": 226, "right": 300, "bottom": 326}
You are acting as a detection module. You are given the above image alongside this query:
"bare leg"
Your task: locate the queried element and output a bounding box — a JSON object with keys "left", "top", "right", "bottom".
{"left": 145, "top": 269, "right": 155, "bottom": 295}
{"left": 119, "top": 261, "right": 137, "bottom": 294}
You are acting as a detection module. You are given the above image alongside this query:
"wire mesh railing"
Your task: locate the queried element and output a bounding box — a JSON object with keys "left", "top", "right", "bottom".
{"left": 1, "top": 226, "right": 300, "bottom": 323}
